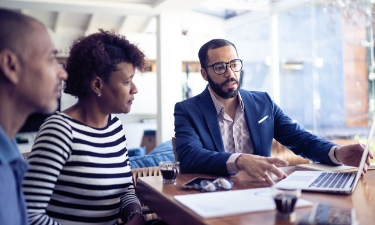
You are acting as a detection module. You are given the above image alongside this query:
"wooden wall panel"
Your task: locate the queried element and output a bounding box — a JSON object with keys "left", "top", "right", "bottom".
{"left": 342, "top": 19, "right": 368, "bottom": 126}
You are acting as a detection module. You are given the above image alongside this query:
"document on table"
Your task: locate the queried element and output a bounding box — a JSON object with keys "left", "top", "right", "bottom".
{"left": 174, "top": 187, "right": 312, "bottom": 219}
{"left": 296, "top": 162, "right": 375, "bottom": 172}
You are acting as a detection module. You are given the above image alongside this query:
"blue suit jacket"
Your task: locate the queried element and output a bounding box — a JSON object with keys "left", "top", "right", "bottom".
{"left": 174, "top": 87, "right": 335, "bottom": 175}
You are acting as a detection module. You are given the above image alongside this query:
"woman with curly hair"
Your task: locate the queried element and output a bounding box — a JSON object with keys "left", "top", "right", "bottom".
{"left": 23, "top": 30, "right": 154, "bottom": 225}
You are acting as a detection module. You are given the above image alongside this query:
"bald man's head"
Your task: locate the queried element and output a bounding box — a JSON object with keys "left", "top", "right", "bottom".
{"left": 0, "top": 8, "right": 43, "bottom": 56}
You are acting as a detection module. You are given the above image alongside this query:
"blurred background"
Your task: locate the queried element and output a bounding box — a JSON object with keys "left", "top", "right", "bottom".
{"left": 4, "top": 0, "right": 375, "bottom": 152}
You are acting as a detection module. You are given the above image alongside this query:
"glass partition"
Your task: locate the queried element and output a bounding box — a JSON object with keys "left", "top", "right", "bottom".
{"left": 226, "top": 0, "right": 375, "bottom": 142}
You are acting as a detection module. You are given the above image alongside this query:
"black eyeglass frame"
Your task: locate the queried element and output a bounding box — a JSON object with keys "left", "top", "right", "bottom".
{"left": 203, "top": 59, "right": 243, "bottom": 75}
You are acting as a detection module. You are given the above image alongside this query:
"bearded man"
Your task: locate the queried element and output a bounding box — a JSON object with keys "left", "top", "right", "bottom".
{"left": 173, "top": 39, "right": 372, "bottom": 186}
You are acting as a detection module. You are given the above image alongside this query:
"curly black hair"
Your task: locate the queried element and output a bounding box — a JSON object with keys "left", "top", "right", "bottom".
{"left": 64, "top": 29, "right": 148, "bottom": 98}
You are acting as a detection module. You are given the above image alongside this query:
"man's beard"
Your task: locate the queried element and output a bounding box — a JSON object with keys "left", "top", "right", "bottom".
{"left": 207, "top": 74, "right": 239, "bottom": 99}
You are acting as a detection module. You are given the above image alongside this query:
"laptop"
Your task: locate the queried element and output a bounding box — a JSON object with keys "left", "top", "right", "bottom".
{"left": 275, "top": 116, "right": 375, "bottom": 194}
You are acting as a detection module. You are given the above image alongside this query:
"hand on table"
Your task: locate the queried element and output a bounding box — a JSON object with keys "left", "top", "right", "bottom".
{"left": 235, "top": 154, "right": 289, "bottom": 186}
{"left": 116, "top": 214, "right": 144, "bottom": 225}
{"left": 335, "top": 144, "right": 374, "bottom": 175}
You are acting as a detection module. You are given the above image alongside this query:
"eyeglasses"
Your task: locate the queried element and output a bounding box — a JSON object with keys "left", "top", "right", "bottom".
{"left": 203, "top": 59, "right": 243, "bottom": 75}
{"left": 200, "top": 178, "right": 233, "bottom": 192}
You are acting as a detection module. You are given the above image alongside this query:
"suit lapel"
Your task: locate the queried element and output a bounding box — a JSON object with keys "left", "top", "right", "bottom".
{"left": 197, "top": 87, "right": 225, "bottom": 152}
{"left": 240, "top": 90, "right": 261, "bottom": 155}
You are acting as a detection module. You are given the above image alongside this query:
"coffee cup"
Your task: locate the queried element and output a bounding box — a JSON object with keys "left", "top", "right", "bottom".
{"left": 159, "top": 161, "right": 180, "bottom": 184}
{"left": 272, "top": 186, "right": 301, "bottom": 221}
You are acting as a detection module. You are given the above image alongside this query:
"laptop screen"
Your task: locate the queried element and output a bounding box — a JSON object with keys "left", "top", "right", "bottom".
{"left": 350, "top": 115, "right": 375, "bottom": 191}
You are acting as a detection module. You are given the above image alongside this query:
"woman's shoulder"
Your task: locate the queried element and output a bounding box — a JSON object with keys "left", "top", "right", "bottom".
{"left": 39, "top": 111, "right": 73, "bottom": 131}
{"left": 43, "top": 113, "right": 122, "bottom": 133}
{"left": 44, "top": 111, "right": 71, "bottom": 120}
{"left": 45, "top": 111, "right": 73, "bottom": 123}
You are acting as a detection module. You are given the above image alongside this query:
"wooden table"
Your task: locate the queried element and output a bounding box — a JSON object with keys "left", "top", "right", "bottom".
{"left": 136, "top": 167, "right": 375, "bottom": 225}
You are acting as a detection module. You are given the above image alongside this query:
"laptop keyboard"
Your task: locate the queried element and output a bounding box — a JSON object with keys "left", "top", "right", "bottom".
{"left": 308, "top": 172, "right": 353, "bottom": 189}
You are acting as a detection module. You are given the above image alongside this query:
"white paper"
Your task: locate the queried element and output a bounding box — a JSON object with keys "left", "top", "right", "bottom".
{"left": 174, "top": 187, "right": 312, "bottom": 218}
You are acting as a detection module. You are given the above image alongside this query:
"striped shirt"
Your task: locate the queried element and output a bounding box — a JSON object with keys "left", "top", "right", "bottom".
{"left": 23, "top": 112, "right": 140, "bottom": 225}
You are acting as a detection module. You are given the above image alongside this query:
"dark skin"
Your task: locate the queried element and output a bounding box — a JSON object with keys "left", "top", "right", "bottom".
{"left": 0, "top": 22, "right": 67, "bottom": 139}
{"left": 118, "top": 203, "right": 144, "bottom": 225}
{"left": 65, "top": 62, "right": 144, "bottom": 225}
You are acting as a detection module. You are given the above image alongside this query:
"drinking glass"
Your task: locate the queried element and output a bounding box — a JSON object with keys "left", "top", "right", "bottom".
{"left": 159, "top": 161, "right": 180, "bottom": 184}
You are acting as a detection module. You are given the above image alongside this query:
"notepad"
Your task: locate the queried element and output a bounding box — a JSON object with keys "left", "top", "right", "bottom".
{"left": 174, "top": 187, "right": 313, "bottom": 218}
{"left": 296, "top": 163, "right": 375, "bottom": 172}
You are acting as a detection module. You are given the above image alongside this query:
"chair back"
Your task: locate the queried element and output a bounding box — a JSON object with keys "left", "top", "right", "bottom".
{"left": 131, "top": 166, "right": 161, "bottom": 220}
{"left": 271, "top": 139, "right": 311, "bottom": 165}
{"left": 131, "top": 166, "right": 161, "bottom": 187}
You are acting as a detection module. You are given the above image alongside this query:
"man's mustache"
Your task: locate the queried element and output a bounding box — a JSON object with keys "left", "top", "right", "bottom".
{"left": 220, "top": 77, "right": 239, "bottom": 88}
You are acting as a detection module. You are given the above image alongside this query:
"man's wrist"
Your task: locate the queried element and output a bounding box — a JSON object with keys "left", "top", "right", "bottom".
{"left": 227, "top": 153, "right": 242, "bottom": 173}
{"left": 328, "top": 146, "right": 341, "bottom": 164}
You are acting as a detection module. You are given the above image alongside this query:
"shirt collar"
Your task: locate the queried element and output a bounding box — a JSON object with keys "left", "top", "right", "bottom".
{"left": 0, "top": 126, "right": 20, "bottom": 163}
{"left": 208, "top": 86, "right": 244, "bottom": 115}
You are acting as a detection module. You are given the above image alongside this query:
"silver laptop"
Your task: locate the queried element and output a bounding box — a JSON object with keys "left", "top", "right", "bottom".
{"left": 275, "top": 116, "right": 375, "bottom": 194}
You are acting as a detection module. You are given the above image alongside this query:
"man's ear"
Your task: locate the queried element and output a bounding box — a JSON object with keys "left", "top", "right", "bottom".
{"left": 91, "top": 76, "right": 103, "bottom": 96}
{"left": 0, "top": 49, "right": 21, "bottom": 84}
{"left": 201, "top": 68, "right": 208, "bottom": 81}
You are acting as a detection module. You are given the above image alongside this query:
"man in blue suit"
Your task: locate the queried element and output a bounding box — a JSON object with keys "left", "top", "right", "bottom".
{"left": 174, "top": 39, "right": 373, "bottom": 186}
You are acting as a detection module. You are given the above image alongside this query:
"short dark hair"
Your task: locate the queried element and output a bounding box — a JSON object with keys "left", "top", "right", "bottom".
{"left": 0, "top": 8, "right": 41, "bottom": 54}
{"left": 198, "top": 39, "right": 238, "bottom": 68}
{"left": 64, "top": 29, "right": 148, "bottom": 98}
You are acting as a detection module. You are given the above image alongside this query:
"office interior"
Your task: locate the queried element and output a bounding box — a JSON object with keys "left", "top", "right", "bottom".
{"left": 3, "top": 0, "right": 375, "bottom": 153}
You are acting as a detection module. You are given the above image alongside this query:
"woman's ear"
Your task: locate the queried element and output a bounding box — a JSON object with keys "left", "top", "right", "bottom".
{"left": 91, "top": 76, "right": 103, "bottom": 96}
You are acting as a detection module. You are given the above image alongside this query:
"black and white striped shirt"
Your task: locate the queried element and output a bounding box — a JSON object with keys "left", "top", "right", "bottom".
{"left": 23, "top": 112, "right": 140, "bottom": 225}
